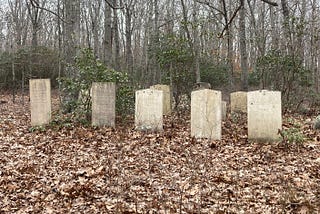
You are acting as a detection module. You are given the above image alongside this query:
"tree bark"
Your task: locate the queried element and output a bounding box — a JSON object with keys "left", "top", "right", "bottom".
{"left": 124, "top": 2, "right": 133, "bottom": 74}
{"left": 104, "top": 0, "right": 113, "bottom": 66}
{"left": 26, "top": 0, "right": 46, "bottom": 47}
{"left": 113, "top": 0, "right": 120, "bottom": 70}
{"left": 280, "top": 0, "right": 292, "bottom": 54}
{"left": 225, "top": 0, "right": 234, "bottom": 89}
{"left": 193, "top": 1, "right": 201, "bottom": 83}
{"left": 239, "top": 0, "right": 248, "bottom": 91}
{"left": 89, "top": 0, "right": 102, "bottom": 57}
{"left": 64, "top": 0, "right": 80, "bottom": 66}
{"left": 269, "top": 5, "right": 278, "bottom": 50}
{"left": 62, "top": 0, "right": 80, "bottom": 112}
{"left": 153, "top": 0, "right": 161, "bottom": 83}
{"left": 8, "top": 0, "right": 28, "bottom": 49}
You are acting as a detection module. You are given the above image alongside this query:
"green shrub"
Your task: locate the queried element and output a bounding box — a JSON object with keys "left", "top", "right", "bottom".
{"left": 255, "top": 50, "right": 312, "bottom": 110}
{"left": 0, "top": 47, "right": 59, "bottom": 90}
{"left": 155, "top": 34, "right": 195, "bottom": 106}
{"left": 279, "top": 127, "right": 305, "bottom": 146}
{"left": 200, "top": 60, "right": 229, "bottom": 87}
{"left": 248, "top": 70, "right": 260, "bottom": 87}
{"left": 59, "top": 48, "right": 134, "bottom": 123}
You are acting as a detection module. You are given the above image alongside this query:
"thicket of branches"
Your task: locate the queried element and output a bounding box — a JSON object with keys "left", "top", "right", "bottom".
{"left": 0, "top": 0, "right": 319, "bottom": 110}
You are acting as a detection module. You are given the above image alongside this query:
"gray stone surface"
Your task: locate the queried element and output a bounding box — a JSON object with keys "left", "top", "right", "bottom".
{"left": 221, "top": 101, "right": 227, "bottom": 120}
{"left": 150, "top": 84, "right": 172, "bottom": 115}
{"left": 191, "top": 89, "right": 221, "bottom": 140}
{"left": 230, "top": 91, "right": 247, "bottom": 113}
{"left": 314, "top": 115, "right": 320, "bottom": 130}
{"left": 193, "top": 82, "right": 211, "bottom": 90}
{"left": 248, "top": 90, "right": 282, "bottom": 141}
{"left": 135, "top": 89, "right": 163, "bottom": 131}
{"left": 91, "top": 82, "right": 116, "bottom": 127}
{"left": 29, "top": 79, "right": 51, "bottom": 126}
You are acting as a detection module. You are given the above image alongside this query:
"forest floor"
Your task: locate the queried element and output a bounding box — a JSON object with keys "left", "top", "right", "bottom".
{"left": 0, "top": 91, "right": 320, "bottom": 213}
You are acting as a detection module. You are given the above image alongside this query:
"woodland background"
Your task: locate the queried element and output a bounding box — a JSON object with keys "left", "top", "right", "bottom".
{"left": 0, "top": 0, "right": 319, "bottom": 111}
{"left": 1, "top": 1, "right": 320, "bottom": 213}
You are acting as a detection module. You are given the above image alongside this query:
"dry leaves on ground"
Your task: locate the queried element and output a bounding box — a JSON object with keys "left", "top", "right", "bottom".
{"left": 0, "top": 92, "right": 319, "bottom": 213}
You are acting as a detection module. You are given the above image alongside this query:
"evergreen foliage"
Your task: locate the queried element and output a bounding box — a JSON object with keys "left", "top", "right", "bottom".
{"left": 59, "top": 48, "right": 134, "bottom": 123}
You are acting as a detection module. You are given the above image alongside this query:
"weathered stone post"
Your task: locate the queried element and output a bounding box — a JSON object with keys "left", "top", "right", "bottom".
{"left": 191, "top": 89, "right": 222, "bottom": 140}
{"left": 135, "top": 89, "right": 163, "bottom": 131}
{"left": 91, "top": 82, "right": 116, "bottom": 127}
{"left": 150, "top": 84, "right": 172, "bottom": 115}
{"left": 29, "top": 79, "right": 51, "bottom": 126}
{"left": 248, "top": 90, "right": 282, "bottom": 141}
{"left": 230, "top": 91, "right": 247, "bottom": 113}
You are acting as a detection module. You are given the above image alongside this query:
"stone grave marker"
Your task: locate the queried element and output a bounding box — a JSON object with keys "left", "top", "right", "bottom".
{"left": 29, "top": 79, "right": 51, "bottom": 126}
{"left": 91, "top": 82, "right": 116, "bottom": 127}
{"left": 221, "top": 101, "right": 227, "bottom": 120}
{"left": 150, "top": 84, "right": 172, "bottom": 115}
{"left": 248, "top": 90, "right": 282, "bottom": 141}
{"left": 230, "top": 91, "right": 247, "bottom": 113}
{"left": 135, "top": 89, "right": 163, "bottom": 131}
{"left": 191, "top": 89, "right": 221, "bottom": 140}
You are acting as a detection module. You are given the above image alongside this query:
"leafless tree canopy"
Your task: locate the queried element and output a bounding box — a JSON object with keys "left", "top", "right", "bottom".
{"left": 1, "top": 0, "right": 319, "bottom": 91}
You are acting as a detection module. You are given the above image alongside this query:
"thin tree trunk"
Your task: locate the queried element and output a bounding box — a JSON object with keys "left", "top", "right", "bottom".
{"left": 280, "top": 0, "right": 292, "bottom": 54}
{"left": 125, "top": 4, "right": 133, "bottom": 74}
{"left": 153, "top": 0, "right": 160, "bottom": 83}
{"left": 224, "top": 0, "right": 234, "bottom": 89}
{"left": 64, "top": 0, "right": 80, "bottom": 66}
{"left": 89, "top": 0, "right": 102, "bottom": 57}
{"left": 180, "top": 0, "right": 193, "bottom": 49}
{"left": 310, "top": 0, "right": 319, "bottom": 92}
{"left": 193, "top": 1, "right": 201, "bottom": 83}
{"left": 269, "top": 5, "right": 278, "bottom": 50}
{"left": 113, "top": 0, "right": 120, "bottom": 70}
{"left": 239, "top": 0, "right": 248, "bottom": 90}
{"left": 63, "top": 0, "right": 81, "bottom": 112}
{"left": 57, "top": 0, "right": 63, "bottom": 103}
{"left": 104, "top": 1, "right": 112, "bottom": 65}
{"left": 26, "top": 0, "right": 46, "bottom": 47}
{"left": 297, "top": 0, "right": 306, "bottom": 61}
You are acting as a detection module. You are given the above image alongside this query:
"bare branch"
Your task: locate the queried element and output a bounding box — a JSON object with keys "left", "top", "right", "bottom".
{"left": 260, "top": 0, "right": 278, "bottom": 6}
{"left": 218, "top": 1, "right": 243, "bottom": 38}
{"left": 29, "top": 0, "right": 39, "bottom": 8}
{"left": 104, "top": 0, "right": 124, "bottom": 10}
{"left": 197, "top": 0, "right": 277, "bottom": 38}
{"left": 28, "top": 0, "right": 66, "bottom": 23}
{"left": 195, "top": 0, "right": 225, "bottom": 15}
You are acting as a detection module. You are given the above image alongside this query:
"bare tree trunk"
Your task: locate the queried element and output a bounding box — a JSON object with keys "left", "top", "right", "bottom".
{"left": 104, "top": 0, "right": 112, "bottom": 65}
{"left": 181, "top": 0, "right": 201, "bottom": 83}
{"left": 269, "top": 4, "right": 278, "bottom": 50}
{"left": 225, "top": 0, "right": 234, "bottom": 89}
{"left": 239, "top": 0, "right": 248, "bottom": 90}
{"left": 26, "top": 0, "right": 46, "bottom": 47}
{"left": 280, "top": 0, "right": 292, "bottom": 54}
{"left": 113, "top": 0, "right": 120, "bottom": 70}
{"left": 192, "top": 1, "right": 201, "bottom": 83}
{"left": 180, "top": 0, "right": 192, "bottom": 48}
{"left": 64, "top": 0, "right": 80, "bottom": 66}
{"left": 57, "top": 0, "right": 63, "bottom": 103}
{"left": 165, "top": 0, "right": 175, "bottom": 34}
{"left": 8, "top": 0, "right": 28, "bottom": 49}
{"left": 89, "top": 0, "right": 102, "bottom": 57}
{"left": 63, "top": 0, "right": 80, "bottom": 112}
{"left": 83, "top": 9, "right": 91, "bottom": 49}
{"left": 296, "top": 0, "right": 306, "bottom": 61}
{"left": 142, "top": 0, "right": 152, "bottom": 86}
{"left": 124, "top": 3, "right": 134, "bottom": 74}
{"left": 310, "top": 0, "right": 319, "bottom": 93}
{"left": 153, "top": 0, "right": 160, "bottom": 83}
